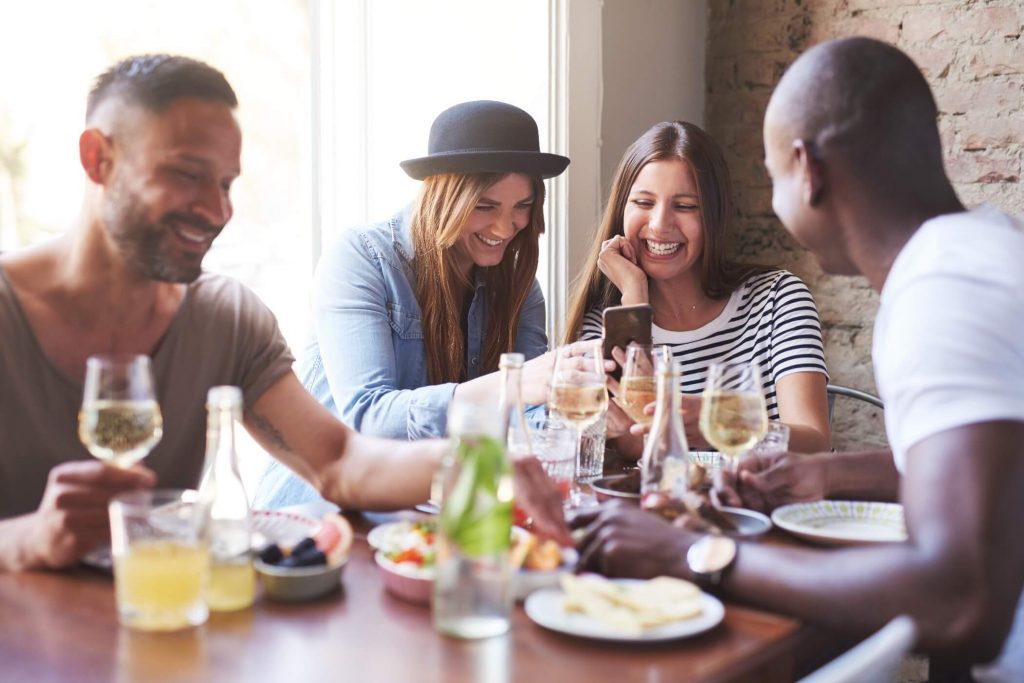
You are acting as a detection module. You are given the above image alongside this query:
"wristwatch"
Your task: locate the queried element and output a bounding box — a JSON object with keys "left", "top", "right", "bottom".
{"left": 686, "top": 534, "right": 737, "bottom": 588}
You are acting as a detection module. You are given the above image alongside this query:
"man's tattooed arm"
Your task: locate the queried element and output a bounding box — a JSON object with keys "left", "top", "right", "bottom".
{"left": 246, "top": 409, "right": 292, "bottom": 454}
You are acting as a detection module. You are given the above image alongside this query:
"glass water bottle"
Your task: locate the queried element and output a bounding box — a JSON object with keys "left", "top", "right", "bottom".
{"left": 639, "top": 350, "right": 692, "bottom": 519}
{"left": 433, "top": 398, "right": 514, "bottom": 639}
{"left": 200, "top": 386, "right": 255, "bottom": 611}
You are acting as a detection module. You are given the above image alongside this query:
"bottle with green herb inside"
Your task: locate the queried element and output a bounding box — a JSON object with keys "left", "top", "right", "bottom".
{"left": 433, "top": 398, "right": 514, "bottom": 639}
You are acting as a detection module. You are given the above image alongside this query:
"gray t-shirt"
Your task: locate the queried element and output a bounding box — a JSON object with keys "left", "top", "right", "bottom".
{"left": 0, "top": 268, "right": 295, "bottom": 519}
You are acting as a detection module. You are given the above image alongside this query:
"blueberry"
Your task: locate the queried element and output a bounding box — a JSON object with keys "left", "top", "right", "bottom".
{"left": 292, "top": 537, "right": 317, "bottom": 555}
{"left": 258, "top": 543, "right": 284, "bottom": 565}
{"left": 280, "top": 547, "right": 327, "bottom": 568}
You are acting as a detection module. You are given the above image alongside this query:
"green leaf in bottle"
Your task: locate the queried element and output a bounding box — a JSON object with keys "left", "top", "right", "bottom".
{"left": 440, "top": 435, "right": 513, "bottom": 557}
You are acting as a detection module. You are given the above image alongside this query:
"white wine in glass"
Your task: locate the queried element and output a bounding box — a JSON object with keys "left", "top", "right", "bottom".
{"left": 79, "top": 355, "right": 163, "bottom": 468}
{"left": 615, "top": 344, "right": 659, "bottom": 426}
{"left": 548, "top": 384, "right": 607, "bottom": 427}
{"left": 548, "top": 341, "right": 608, "bottom": 500}
{"left": 698, "top": 362, "right": 768, "bottom": 472}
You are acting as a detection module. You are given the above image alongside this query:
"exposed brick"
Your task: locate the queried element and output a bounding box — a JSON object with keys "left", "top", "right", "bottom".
{"left": 968, "top": 43, "right": 1024, "bottom": 78}
{"left": 906, "top": 45, "right": 954, "bottom": 79}
{"left": 901, "top": 7, "right": 949, "bottom": 44}
{"left": 956, "top": 5, "right": 1023, "bottom": 41}
{"left": 960, "top": 114, "right": 1024, "bottom": 149}
{"left": 936, "top": 80, "right": 1022, "bottom": 115}
{"left": 945, "top": 151, "right": 1020, "bottom": 184}
{"left": 810, "top": 11, "right": 902, "bottom": 45}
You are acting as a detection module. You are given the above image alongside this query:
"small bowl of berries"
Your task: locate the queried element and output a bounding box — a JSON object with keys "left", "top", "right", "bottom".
{"left": 254, "top": 512, "right": 354, "bottom": 602}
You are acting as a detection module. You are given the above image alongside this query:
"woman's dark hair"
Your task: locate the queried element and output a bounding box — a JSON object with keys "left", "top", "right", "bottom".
{"left": 564, "top": 120, "right": 770, "bottom": 342}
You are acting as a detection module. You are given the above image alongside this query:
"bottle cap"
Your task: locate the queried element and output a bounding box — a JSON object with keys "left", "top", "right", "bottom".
{"left": 499, "top": 352, "right": 525, "bottom": 369}
{"left": 207, "top": 386, "right": 243, "bottom": 410}
{"left": 447, "top": 397, "right": 504, "bottom": 438}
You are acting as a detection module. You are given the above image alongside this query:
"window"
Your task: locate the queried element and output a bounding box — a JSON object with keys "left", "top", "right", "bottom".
{"left": 0, "top": 0, "right": 313, "bottom": 350}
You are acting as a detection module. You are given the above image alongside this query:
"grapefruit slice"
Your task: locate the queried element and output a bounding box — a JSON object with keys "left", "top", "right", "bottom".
{"left": 313, "top": 513, "right": 354, "bottom": 565}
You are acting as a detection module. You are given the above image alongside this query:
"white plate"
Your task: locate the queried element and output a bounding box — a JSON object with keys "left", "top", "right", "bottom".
{"left": 252, "top": 509, "right": 320, "bottom": 548}
{"left": 771, "top": 501, "right": 907, "bottom": 546}
{"left": 367, "top": 519, "right": 437, "bottom": 552}
{"left": 524, "top": 580, "right": 725, "bottom": 642}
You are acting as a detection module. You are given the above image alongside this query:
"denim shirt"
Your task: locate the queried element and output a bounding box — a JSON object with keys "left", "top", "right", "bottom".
{"left": 253, "top": 208, "right": 548, "bottom": 509}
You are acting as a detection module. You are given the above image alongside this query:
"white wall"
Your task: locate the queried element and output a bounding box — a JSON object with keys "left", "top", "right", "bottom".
{"left": 601, "top": 0, "right": 707, "bottom": 190}
{"left": 559, "top": 0, "right": 706, "bottom": 314}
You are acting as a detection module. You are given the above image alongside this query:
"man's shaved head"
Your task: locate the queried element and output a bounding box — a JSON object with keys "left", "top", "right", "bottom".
{"left": 766, "top": 37, "right": 946, "bottom": 196}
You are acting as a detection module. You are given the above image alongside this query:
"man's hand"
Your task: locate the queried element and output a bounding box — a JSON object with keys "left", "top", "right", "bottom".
{"left": 513, "top": 457, "right": 572, "bottom": 546}
{"left": 570, "top": 502, "right": 694, "bottom": 578}
{"left": 730, "top": 451, "right": 829, "bottom": 513}
{"left": 27, "top": 461, "right": 156, "bottom": 569}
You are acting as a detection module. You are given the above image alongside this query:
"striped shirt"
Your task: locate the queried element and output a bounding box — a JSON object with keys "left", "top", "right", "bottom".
{"left": 581, "top": 270, "right": 828, "bottom": 420}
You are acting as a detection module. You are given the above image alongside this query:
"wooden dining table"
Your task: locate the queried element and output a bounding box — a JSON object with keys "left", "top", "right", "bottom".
{"left": 0, "top": 503, "right": 851, "bottom": 683}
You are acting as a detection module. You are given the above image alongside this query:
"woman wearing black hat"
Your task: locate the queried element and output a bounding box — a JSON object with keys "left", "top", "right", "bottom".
{"left": 255, "top": 101, "right": 570, "bottom": 509}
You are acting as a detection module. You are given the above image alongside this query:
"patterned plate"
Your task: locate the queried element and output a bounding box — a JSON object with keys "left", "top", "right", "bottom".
{"left": 251, "top": 509, "right": 320, "bottom": 548}
{"left": 771, "top": 501, "right": 907, "bottom": 546}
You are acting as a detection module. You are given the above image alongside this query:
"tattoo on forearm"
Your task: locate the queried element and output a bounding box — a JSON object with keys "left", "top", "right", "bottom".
{"left": 247, "top": 410, "right": 292, "bottom": 453}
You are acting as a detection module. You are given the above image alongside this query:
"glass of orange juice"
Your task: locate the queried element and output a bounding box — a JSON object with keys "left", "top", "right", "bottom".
{"left": 109, "top": 489, "right": 209, "bottom": 631}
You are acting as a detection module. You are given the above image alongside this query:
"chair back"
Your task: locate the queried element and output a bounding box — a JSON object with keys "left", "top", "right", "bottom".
{"left": 798, "top": 615, "right": 916, "bottom": 683}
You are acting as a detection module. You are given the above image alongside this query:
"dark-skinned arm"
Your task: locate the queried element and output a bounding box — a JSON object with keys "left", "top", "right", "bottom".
{"left": 576, "top": 421, "right": 1024, "bottom": 663}
{"left": 731, "top": 447, "right": 901, "bottom": 512}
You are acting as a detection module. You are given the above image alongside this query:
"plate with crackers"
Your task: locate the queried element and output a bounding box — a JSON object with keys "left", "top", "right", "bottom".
{"left": 524, "top": 573, "right": 724, "bottom": 642}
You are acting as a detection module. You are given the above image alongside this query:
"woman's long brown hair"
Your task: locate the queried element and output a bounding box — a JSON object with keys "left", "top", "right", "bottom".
{"left": 563, "top": 121, "right": 770, "bottom": 343}
{"left": 412, "top": 172, "right": 546, "bottom": 384}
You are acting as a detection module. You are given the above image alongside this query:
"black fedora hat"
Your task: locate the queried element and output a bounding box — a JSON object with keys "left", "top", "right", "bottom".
{"left": 400, "top": 100, "right": 570, "bottom": 180}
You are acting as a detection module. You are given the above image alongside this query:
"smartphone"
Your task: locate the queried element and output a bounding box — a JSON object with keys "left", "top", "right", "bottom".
{"left": 601, "top": 304, "right": 653, "bottom": 378}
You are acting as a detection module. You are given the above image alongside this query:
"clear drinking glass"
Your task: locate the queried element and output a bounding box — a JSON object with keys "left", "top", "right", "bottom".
{"left": 749, "top": 421, "right": 790, "bottom": 458}
{"left": 614, "top": 343, "right": 658, "bottom": 427}
{"left": 547, "top": 341, "right": 608, "bottom": 496}
{"left": 529, "top": 418, "right": 576, "bottom": 503}
{"left": 698, "top": 361, "right": 769, "bottom": 475}
{"left": 78, "top": 354, "right": 163, "bottom": 468}
{"left": 109, "top": 489, "right": 209, "bottom": 631}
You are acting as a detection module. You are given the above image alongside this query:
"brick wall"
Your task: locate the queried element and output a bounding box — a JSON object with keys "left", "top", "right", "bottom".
{"left": 706, "top": 0, "right": 1023, "bottom": 449}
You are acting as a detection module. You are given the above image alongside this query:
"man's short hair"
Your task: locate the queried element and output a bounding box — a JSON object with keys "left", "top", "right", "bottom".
{"left": 86, "top": 54, "right": 237, "bottom": 123}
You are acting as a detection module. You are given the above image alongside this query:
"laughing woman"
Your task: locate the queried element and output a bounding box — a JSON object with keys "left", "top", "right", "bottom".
{"left": 256, "top": 101, "right": 570, "bottom": 508}
{"left": 564, "top": 121, "right": 831, "bottom": 459}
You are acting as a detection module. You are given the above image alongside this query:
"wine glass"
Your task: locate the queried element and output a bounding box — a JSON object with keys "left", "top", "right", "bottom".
{"left": 614, "top": 343, "right": 658, "bottom": 427}
{"left": 78, "top": 354, "right": 164, "bottom": 468}
{"left": 547, "top": 341, "right": 608, "bottom": 503}
{"left": 698, "top": 361, "right": 768, "bottom": 479}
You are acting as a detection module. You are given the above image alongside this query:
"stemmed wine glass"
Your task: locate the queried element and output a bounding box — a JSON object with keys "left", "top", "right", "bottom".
{"left": 78, "top": 354, "right": 163, "bottom": 468}
{"left": 547, "top": 341, "right": 608, "bottom": 504}
{"left": 614, "top": 343, "right": 658, "bottom": 427}
{"left": 698, "top": 361, "right": 768, "bottom": 480}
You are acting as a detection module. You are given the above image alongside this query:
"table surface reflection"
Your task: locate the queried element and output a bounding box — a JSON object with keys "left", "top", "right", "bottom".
{"left": 0, "top": 510, "right": 834, "bottom": 683}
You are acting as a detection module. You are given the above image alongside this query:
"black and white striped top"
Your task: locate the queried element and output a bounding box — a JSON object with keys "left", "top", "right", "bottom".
{"left": 581, "top": 270, "right": 828, "bottom": 420}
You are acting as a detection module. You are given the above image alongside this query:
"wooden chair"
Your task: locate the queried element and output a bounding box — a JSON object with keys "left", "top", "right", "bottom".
{"left": 798, "top": 615, "right": 917, "bottom": 683}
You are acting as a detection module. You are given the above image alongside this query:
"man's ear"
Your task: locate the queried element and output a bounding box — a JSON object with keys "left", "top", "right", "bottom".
{"left": 792, "top": 139, "right": 826, "bottom": 207}
{"left": 79, "top": 129, "right": 114, "bottom": 185}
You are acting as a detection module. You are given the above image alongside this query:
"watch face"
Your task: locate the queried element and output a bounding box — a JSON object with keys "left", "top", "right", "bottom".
{"left": 687, "top": 535, "right": 737, "bottom": 575}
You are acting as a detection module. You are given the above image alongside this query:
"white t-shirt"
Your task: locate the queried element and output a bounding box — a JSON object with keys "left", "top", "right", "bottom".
{"left": 872, "top": 204, "right": 1024, "bottom": 682}
{"left": 874, "top": 204, "right": 1024, "bottom": 471}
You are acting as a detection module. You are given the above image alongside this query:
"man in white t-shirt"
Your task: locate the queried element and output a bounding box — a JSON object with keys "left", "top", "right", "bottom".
{"left": 571, "top": 37, "right": 1024, "bottom": 680}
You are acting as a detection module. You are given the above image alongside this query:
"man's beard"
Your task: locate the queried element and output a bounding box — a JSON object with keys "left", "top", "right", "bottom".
{"left": 103, "top": 185, "right": 218, "bottom": 284}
